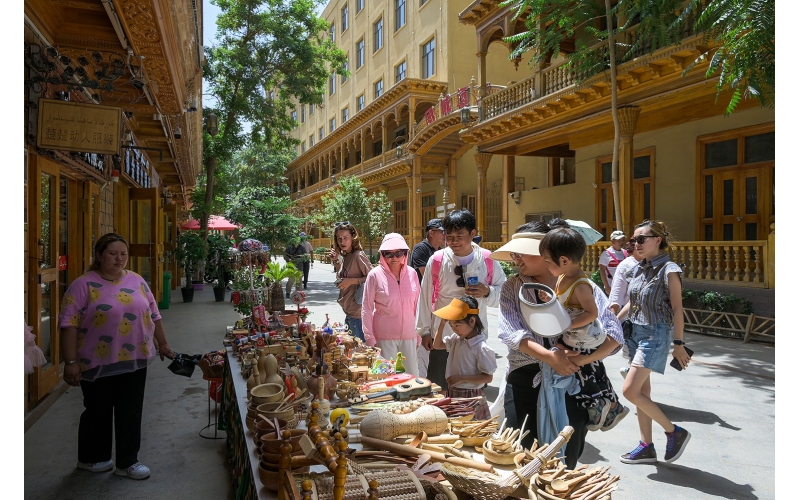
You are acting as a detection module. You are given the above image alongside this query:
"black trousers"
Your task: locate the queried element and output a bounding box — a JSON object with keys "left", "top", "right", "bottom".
{"left": 302, "top": 261, "right": 310, "bottom": 287}
{"left": 78, "top": 367, "right": 147, "bottom": 468}
{"left": 507, "top": 364, "right": 589, "bottom": 469}
{"left": 428, "top": 348, "right": 449, "bottom": 393}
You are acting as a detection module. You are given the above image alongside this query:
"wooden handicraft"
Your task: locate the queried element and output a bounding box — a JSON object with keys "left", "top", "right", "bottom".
{"left": 359, "top": 405, "right": 448, "bottom": 441}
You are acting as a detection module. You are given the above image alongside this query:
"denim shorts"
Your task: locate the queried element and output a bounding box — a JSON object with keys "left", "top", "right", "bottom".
{"left": 625, "top": 322, "right": 673, "bottom": 374}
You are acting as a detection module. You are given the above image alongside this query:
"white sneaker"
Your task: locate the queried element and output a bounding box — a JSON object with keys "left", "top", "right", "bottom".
{"left": 620, "top": 366, "right": 629, "bottom": 379}
{"left": 77, "top": 460, "right": 114, "bottom": 472}
{"left": 114, "top": 461, "right": 151, "bottom": 480}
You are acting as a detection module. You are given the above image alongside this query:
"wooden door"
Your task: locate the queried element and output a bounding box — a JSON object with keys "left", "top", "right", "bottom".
{"left": 702, "top": 168, "right": 769, "bottom": 241}
{"left": 29, "top": 157, "right": 62, "bottom": 400}
{"left": 129, "top": 188, "right": 162, "bottom": 303}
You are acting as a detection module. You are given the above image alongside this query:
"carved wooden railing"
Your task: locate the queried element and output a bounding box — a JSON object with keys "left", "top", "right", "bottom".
{"left": 412, "top": 82, "right": 505, "bottom": 138}
{"left": 683, "top": 308, "right": 775, "bottom": 343}
{"left": 582, "top": 240, "right": 771, "bottom": 287}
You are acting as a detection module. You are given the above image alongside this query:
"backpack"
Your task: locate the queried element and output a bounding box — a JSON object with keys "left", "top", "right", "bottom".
{"left": 430, "top": 248, "right": 494, "bottom": 307}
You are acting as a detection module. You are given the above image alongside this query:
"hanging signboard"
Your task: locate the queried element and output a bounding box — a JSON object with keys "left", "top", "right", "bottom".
{"left": 37, "top": 99, "right": 121, "bottom": 155}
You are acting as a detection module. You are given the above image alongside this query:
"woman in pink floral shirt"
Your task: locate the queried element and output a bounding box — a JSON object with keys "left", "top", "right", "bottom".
{"left": 59, "top": 233, "right": 174, "bottom": 480}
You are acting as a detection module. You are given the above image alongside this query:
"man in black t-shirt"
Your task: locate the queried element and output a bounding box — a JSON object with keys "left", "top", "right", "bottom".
{"left": 410, "top": 219, "right": 446, "bottom": 283}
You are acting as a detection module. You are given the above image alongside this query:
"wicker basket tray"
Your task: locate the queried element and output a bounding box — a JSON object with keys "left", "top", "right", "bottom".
{"left": 440, "top": 463, "right": 520, "bottom": 500}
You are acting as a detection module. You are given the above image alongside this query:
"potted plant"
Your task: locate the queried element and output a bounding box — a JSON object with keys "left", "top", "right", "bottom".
{"left": 207, "top": 233, "right": 234, "bottom": 302}
{"left": 260, "top": 261, "right": 301, "bottom": 313}
{"left": 176, "top": 231, "right": 208, "bottom": 303}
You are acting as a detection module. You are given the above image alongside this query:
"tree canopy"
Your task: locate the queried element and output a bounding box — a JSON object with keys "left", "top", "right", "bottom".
{"left": 502, "top": 0, "right": 774, "bottom": 114}
{"left": 309, "top": 176, "right": 393, "bottom": 256}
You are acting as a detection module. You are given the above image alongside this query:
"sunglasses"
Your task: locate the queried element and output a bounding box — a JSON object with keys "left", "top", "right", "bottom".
{"left": 334, "top": 221, "right": 352, "bottom": 227}
{"left": 632, "top": 235, "right": 659, "bottom": 245}
{"left": 381, "top": 250, "right": 407, "bottom": 259}
{"left": 455, "top": 265, "right": 465, "bottom": 287}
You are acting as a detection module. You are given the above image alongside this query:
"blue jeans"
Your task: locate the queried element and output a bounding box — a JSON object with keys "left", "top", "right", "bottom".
{"left": 626, "top": 322, "right": 673, "bottom": 374}
{"left": 345, "top": 316, "right": 364, "bottom": 341}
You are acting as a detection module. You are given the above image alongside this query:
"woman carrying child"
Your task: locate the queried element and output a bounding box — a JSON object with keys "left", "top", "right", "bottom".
{"left": 539, "top": 228, "right": 630, "bottom": 432}
{"left": 432, "top": 295, "right": 497, "bottom": 420}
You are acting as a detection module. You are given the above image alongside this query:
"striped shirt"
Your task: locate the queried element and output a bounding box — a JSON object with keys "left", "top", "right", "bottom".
{"left": 628, "top": 252, "right": 682, "bottom": 326}
{"left": 498, "top": 274, "right": 623, "bottom": 374}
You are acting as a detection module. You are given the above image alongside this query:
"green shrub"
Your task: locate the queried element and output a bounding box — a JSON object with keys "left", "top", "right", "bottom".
{"left": 314, "top": 246, "right": 328, "bottom": 254}
{"left": 589, "top": 270, "right": 605, "bottom": 291}
{"left": 500, "top": 261, "right": 517, "bottom": 278}
{"left": 682, "top": 289, "right": 754, "bottom": 315}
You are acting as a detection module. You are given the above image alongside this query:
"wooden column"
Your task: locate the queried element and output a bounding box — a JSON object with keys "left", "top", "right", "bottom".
{"left": 477, "top": 51, "right": 487, "bottom": 99}
{"left": 474, "top": 152, "right": 492, "bottom": 236}
{"left": 501, "top": 155, "right": 515, "bottom": 242}
{"left": 618, "top": 105, "right": 641, "bottom": 236}
{"left": 360, "top": 133, "right": 366, "bottom": 165}
{"left": 411, "top": 156, "right": 423, "bottom": 242}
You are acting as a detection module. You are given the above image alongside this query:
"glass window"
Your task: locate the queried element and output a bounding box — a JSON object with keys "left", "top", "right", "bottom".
{"left": 319, "top": 127, "right": 324, "bottom": 140}
{"left": 705, "top": 139, "right": 738, "bottom": 169}
{"left": 310, "top": 135, "right": 314, "bottom": 147}
{"left": 704, "top": 175, "right": 713, "bottom": 218}
{"left": 395, "top": 60, "right": 406, "bottom": 84}
{"left": 309, "top": 103, "right": 314, "bottom": 115}
{"left": 422, "top": 38, "right": 435, "bottom": 78}
{"left": 357, "top": 0, "right": 364, "bottom": 13}
{"left": 301, "top": 141, "right": 306, "bottom": 153}
{"left": 745, "top": 176, "right": 758, "bottom": 214}
{"left": 330, "top": 117, "right": 336, "bottom": 132}
{"left": 374, "top": 17, "right": 383, "bottom": 52}
{"left": 374, "top": 79, "right": 383, "bottom": 99}
{"left": 329, "top": 72, "right": 336, "bottom": 95}
{"left": 395, "top": 0, "right": 406, "bottom": 31}
{"left": 633, "top": 155, "right": 650, "bottom": 179}
{"left": 357, "top": 94, "right": 365, "bottom": 111}
{"left": 341, "top": 4, "right": 349, "bottom": 32}
{"left": 342, "top": 59, "right": 349, "bottom": 84}
{"left": 744, "top": 132, "right": 774, "bottom": 163}
{"left": 421, "top": 0, "right": 428, "bottom": 5}
{"left": 291, "top": 110, "right": 297, "bottom": 123}
{"left": 342, "top": 107, "right": 349, "bottom": 123}
{"left": 356, "top": 39, "right": 365, "bottom": 68}
{"left": 723, "top": 179, "right": 734, "bottom": 216}
{"left": 301, "top": 105, "right": 305, "bottom": 123}
{"left": 601, "top": 162, "right": 612, "bottom": 184}
{"left": 330, "top": 23, "right": 335, "bottom": 43}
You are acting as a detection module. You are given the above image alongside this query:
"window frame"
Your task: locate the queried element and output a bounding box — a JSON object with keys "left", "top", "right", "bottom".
{"left": 374, "top": 17, "right": 384, "bottom": 53}
{"left": 329, "top": 23, "right": 335, "bottom": 43}
{"left": 395, "top": 60, "right": 407, "bottom": 84}
{"left": 341, "top": 4, "right": 349, "bottom": 32}
{"left": 329, "top": 71, "right": 336, "bottom": 96}
{"left": 330, "top": 117, "right": 336, "bottom": 133}
{"left": 422, "top": 37, "right": 435, "bottom": 78}
{"left": 395, "top": 0, "right": 406, "bottom": 32}
{"left": 309, "top": 134, "right": 314, "bottom": 147}
{"left": 342, "top": 59, "right": 349, "bottom": 84}
{"left": 319, "top": 127, "right": 324, "bottom": 141}
{"left": 342, "top": 106, "right": 349, "bottom": 123}
{"left": 357, "top": 0, "right": 364, "bottom": 14}
{"left": 356, "top": 38, "right": 365, "bottom": 68}
{"left": 357, "top": 94, "right": 365, "bottom": 112}
{"left": 374, "top": 78, "right": 384, "bottom": 99}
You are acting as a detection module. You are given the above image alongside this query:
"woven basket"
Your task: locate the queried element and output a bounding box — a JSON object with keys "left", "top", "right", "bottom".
{"left": 440, "top": 463, "right": 520, "bottom": 500}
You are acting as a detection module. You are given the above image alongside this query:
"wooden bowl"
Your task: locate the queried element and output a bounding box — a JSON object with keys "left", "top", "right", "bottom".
{"left": 461, "top": 435, "right": 491, "bottom": 447}
{"left": 258, "top": 461, "right": 308, "bottom": 491}
{"left": 253, "top": 418, "right": 291, "bottom": 444}
{"left": 251, "top": 383, "right": 284, "bottom": 404}
{"left": 479, "top": 441, "right": 524, "bottom": 465}
{"left": 259, "top": 448, "right": 306, "bottom": 464}
{"left": 260, "top": 429, "right": 307, "bottom": 455}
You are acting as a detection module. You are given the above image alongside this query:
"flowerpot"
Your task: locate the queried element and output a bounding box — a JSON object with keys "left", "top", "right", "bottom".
{"left": 181, "top": 287, "right": 195, "bottom": 303}
{"left": 192, "top": 281, "right": 205, "bottom": 291}
{"left": 213, "top": 286, "right": 226, "bottom": 302}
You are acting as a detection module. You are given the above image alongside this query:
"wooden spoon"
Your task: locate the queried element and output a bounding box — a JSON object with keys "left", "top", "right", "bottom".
{"left": 409, "top": 431, "right": 428, "bottom": 449}
{"left": 551, "top": 474, "right": 589, "bottom": 493}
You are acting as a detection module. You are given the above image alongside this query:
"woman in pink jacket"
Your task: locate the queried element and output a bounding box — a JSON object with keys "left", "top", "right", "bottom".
{"left": 361, "top": 233, "right": 421, "bottom": 376}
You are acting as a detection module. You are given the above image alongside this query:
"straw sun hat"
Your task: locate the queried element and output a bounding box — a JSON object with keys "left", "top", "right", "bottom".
{"left": 489, "top": 232, "right": 547, "bottom": 261}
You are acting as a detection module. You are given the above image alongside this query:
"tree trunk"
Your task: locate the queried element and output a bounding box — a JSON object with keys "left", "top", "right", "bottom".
{"left": 606, "top": 0, "right": 623, "bottom": 236}
{"left": 200, "top": 156, "right": 217, "bottom": 240}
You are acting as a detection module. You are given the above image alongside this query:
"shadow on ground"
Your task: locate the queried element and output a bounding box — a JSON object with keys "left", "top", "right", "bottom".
{"left": 649, "top": 463, "right": 758, "bottom": 499}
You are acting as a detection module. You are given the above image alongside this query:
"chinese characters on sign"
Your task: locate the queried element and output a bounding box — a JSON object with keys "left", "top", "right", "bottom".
{"left": 37, "top": 99, "right": 121, "bottom": 155}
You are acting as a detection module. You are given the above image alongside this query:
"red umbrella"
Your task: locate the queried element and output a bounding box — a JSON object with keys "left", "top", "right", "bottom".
{"left": 180, "top": 215, "right": 240, "bottom": 231}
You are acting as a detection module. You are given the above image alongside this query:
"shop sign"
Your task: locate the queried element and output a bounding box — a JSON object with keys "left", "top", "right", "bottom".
{"left": 37, "top": 99, "right": 121, "bottom": 155}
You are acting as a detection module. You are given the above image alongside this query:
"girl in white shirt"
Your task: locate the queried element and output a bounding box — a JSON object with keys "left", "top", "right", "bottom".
{"left": 433, "top": 295, "right": 497, "bottom": 420}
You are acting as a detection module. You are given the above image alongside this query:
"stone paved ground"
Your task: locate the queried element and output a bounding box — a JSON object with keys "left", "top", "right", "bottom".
{"left": 24, "top": 259, "right": 776, "bottom": 499}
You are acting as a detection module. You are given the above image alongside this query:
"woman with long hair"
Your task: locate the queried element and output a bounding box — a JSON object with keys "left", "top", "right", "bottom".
{"left": 328, "top": 222, "right": 372, "bottom": 341}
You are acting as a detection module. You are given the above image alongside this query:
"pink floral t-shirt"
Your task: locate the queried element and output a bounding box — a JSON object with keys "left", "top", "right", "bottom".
{"left": 58, "top": 270, "right": 161, "bottom": 381}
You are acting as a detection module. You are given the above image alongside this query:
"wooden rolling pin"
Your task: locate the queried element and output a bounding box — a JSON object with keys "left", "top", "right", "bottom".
{"left": 361, "top": 436, "right": 495, "bottom": 473}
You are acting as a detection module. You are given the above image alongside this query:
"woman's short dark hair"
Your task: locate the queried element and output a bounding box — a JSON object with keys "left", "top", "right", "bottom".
{"left": 333, "top": 223, "right": 364, "bottom": 254}
{"left": 455, "top": 294, "right": 485, "bottom": 335}
{"left": 443, "top": 209, "right": 477, "bottom": 233}
{"left": 516, "top": 221, "right": 549, "bottom": 233}
{"left": 539, "top": 227, "right": 586, "bottom": 263}
{"left": 89, "top": 233, "right": 129, "bottom": 271}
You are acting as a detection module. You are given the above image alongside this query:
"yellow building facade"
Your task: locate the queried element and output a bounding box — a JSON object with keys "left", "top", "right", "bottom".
{"left": 288, "top": 0, "right": 774, "bottom": 291}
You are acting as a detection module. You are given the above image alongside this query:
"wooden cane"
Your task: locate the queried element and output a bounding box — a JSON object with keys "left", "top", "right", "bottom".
{"left": 361, "top": 436, "right": 495, "bottom": 473}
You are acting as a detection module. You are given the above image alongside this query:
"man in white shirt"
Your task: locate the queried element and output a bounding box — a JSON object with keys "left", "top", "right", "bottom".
{"left": 415, "top": 209, "right": 506, "bottom": 391}
{"left": 599, "top": 230, "right": 628, "bottom": 295}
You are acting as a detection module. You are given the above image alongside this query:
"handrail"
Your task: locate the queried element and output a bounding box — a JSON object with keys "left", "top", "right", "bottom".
{"left": 581, "top": 240, "right": 769, "bottom": 287}
{"left": 411, "top": 82, "right": 505, "bottom": 138}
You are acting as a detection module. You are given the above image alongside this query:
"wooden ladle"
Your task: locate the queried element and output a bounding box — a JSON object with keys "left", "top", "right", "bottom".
{"left": 551, "top": 474, "right": 589, "bottom": 494}
{"left": 409, "top": 431, "right": 428, "bottom": 448}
